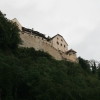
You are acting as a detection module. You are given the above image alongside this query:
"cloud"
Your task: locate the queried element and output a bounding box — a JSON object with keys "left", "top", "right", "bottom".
{"left": 0, "top": 0, "right": 100, "bottom": 61}
{"left": 72, "top": 25, "right": 100, "bottom": 60}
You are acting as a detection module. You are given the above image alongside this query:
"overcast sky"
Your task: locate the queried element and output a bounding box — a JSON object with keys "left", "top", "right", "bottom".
{"left": 0, "top": 0, "right": 100, "bottom": 61}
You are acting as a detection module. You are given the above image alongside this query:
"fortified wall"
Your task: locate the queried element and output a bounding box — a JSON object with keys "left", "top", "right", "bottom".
{"left": 19, "top": 31, "right": 62, "bottom": 60}
{"left": 19, "top": 31, "right": 78, "bottom": 62}
{"left": 12, "top": 18, "right": 78, "bottom": 63}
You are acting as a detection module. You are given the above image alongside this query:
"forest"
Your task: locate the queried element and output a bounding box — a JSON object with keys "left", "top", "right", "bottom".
{"left": 0, "top": 11, "right": 100, "bottom": 100}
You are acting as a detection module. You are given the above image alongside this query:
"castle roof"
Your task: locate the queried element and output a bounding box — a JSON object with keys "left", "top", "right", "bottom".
{"left": 48, "top": 34, "right": 68, "bottom": 45}
{"left": 66, "top": 49, "right": 77, "bottom": 54}
{"left": 48, "top": 34, "right": 62, "bottom": 40}
{"left": 22, "top": 27, "right": 47, "bottom": 39}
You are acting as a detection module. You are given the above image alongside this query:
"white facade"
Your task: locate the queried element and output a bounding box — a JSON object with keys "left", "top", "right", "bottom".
{"left": 49, "top": 34, "right": 68, "bottom": 52}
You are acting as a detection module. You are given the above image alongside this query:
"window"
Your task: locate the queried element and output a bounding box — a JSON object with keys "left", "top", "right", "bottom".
{"left": 61, "top": 39, "right": 63, "bottom": 41}
{"left": 57, "top": 37, "right": 59, "bottom": 40}
{"left": 57, "top": 41, "right": 59, "bottom": 45}
{"left": 61, "top": 44, "right": 62, "bottom": 46}
{"left": 64, "top": 45, "right": 65, "bottom": 47}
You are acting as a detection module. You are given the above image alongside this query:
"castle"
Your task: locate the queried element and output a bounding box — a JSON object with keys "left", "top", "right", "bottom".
{"left": 12, "top": 18, "right": 78, "bottom": 63}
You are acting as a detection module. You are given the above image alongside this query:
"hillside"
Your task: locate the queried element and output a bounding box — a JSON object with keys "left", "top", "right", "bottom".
{"left": 0, "top": 48, "right": 100, "bottom": 100}
{"left": 0, "top": 11, "right": 100, "bottom": 100}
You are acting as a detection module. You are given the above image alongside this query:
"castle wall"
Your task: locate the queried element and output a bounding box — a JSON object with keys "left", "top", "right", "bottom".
{"left": 61, "top": 53, "right": 78, "bottom": 62}
{"left": 19, "top": 32, "right": 62, "bottom": 60}
{"left": 12, "top": 18, "right": 78, "bottom": 63}
{"left": 19, "top": 32, "right": 78, "bottom": 62}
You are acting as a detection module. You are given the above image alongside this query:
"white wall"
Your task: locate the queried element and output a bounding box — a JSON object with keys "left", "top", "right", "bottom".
{"left": 50, "top": 35, "right": 68, "bottom": 52}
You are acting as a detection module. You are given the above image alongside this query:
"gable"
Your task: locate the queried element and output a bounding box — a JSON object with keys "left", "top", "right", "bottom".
{"left": 49, "top": 34, "right": 68, "bottom": 46}
{"left": 66, "top": 49, "right": 77, "bottom": 54}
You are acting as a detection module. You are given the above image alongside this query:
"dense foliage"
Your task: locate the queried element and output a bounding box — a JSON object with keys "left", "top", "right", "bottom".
{"left": 0, "top": 48, "right": 100, "bottom": 100}
{"left": 0, "top": 11, "right": 21, "bottom": 51}
{"left": 0, "top": 11, "right": 100, "bottom": 100}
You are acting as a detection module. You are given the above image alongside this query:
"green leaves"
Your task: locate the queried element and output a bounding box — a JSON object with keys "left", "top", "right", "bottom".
{"left": 0, "top": 11, "right": 22, "bottom": 51}
{"left": 78, "top": 57, "right": 91, "bottom": 73}
{"left": 0, "top": 48, "right": 100, "bottom": 100}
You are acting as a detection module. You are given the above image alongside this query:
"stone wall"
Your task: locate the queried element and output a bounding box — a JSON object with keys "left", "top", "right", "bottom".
{"left": 19, "top": 31, "right": 78, "bottom": 62}
{"left": 19, "top": 32, "right": 62, "bottom": 60}
{"left": 61, "top": 53, "right": 78, "bottom": 62}
{"left": 11, "top": 18, "right": 78, "bottom": 63}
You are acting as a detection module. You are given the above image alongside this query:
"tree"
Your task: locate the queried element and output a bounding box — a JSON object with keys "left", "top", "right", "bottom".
{"left": 0, "top": 11, "right": 22, "bottom": 51}
{"left": 78, "top": 57, "right": 91, "bottom": 73}
{"left": 89, "top": 60, "right": 97, "bottom": 74}
{"left": 97, "top": 63, "right": 100, "bottom": 78}
{"left": 92, "top": 62, "right": 96, "bottom": 74}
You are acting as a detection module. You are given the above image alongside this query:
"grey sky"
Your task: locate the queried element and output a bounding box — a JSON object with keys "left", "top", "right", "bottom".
{"left": 0, "top": 0, "right": 100, "bottom": 61}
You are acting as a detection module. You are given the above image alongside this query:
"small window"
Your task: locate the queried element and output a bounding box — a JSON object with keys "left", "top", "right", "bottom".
{"left": 57, "top": 37, "right": 59, "bottom": 40}
{"left": 61, "top": 39, "right": 63, "bottom": 41}
{"left": 57, "top": 41, "right": 59, "bottom": 45}
{"left": 64, "top": 45, "right": 65, "bottom": 47}
{"left": 61, "top": 44, "right": 62, "bottom": 46}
